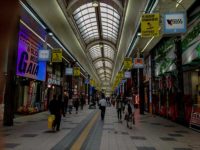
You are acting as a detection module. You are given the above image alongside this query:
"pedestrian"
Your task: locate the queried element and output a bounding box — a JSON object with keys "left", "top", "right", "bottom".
{"left": 63, "top": 91, "right": 69, "bottom": 115}
{"left": 80, "top": 93, "right": 85, "bottom": 110}
{"left": 124, "top": 98, "right": 135, "bottom": 129}
{"left": 73, "top": 95, "right": 79, "bottom": 114}
{"left": 49, "top": 94, "right": 64, "bottom": 131}
{"left": 99, "top": 94, "right": 107, "bottom": 121}
{"left": 68, "top": 98, "right": 73, "bottom": 114}
{"left": 116, "top": 95, "right": 123, "bottom": 122}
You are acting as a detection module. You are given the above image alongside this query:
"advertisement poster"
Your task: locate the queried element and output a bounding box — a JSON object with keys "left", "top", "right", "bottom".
{"left": 16, "top": 31, "right": 46, "bottom": 81}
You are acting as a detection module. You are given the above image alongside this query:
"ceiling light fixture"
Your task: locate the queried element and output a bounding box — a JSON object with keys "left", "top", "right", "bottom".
{"left": 92, "top": 0, "right": 99, "bottom": 7}
{"left": 176, "top": 0, "right": 183, "bottom": 8}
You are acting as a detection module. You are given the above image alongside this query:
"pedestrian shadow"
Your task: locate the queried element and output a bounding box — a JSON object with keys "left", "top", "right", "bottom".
{"left": 43, "top": 130, "right": 56, "bottom": 133}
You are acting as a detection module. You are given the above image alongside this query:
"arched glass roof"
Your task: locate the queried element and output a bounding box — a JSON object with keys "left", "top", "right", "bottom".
{"left": 72, "top": 2, "right": 121, "bottom": 82}
{"left": 89, "top": 45, "right": 102, "bottom": 60}
{"left": 100, "top": 3, "right": 120, "bottom": 44}
{"left": 103, "top": 45, "right": 114, "bottom": 60}
{"left": 73, "top": 3, "right": 99, "bottom": 44}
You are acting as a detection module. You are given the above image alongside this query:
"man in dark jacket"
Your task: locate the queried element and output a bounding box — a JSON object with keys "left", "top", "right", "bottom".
{"left": 49, "top": 94, "right": 64, "bottom": 131}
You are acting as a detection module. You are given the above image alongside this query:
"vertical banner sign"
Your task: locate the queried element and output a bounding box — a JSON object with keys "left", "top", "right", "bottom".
{"left": 124, "top": 57, "right": 132, "bottom": 69}
{"left": 52, "top": 49, "right": 62, "bottom": 62}
{"left": 73, "top": 67, "right": 80, "bottom": 76}
{"left": 16, "top": 31, "right": 46, "bottom": 81}
{"left": 141, "top": 13, "right": 160, "bottom": 37}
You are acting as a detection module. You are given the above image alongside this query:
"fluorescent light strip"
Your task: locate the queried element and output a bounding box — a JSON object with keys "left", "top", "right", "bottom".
{"left": 128, "top": 37, "right": 139, "bottom": 57}
{"left": 20, "top": 20, "right": 53, "bottom": 49}
{"left": 19, "top": 0, "right": 46, "bottom": 29}
{"left": 141, "top": 36, "right": 154, "bottom": 52}
{"left": 20, "top": 20, "right": 72, "bottom": 63}
{"left": 176, "top": 0, "right": 183, "bottom": 8}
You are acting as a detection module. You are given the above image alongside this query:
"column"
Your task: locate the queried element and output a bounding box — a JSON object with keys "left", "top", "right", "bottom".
{"left": 174, "top": 36, "right": 185, "bottom": 123}
{"left": 0, "top": 1, "right": 20, "bottom": 126}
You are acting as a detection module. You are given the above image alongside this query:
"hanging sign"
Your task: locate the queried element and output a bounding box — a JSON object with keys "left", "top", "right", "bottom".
{"left": 90, "top": 79, "right": 95, "bottom": 86}
{"left": 52, "top": 49, "right": 62, "bottom": 62}
{"left": 164, "top": 12, "right": 186, "bottom": 34}
{"left": 38, "top": 49, "right": 50, "bottom": 61}
{"left": 141, "top": 13, "right": 160, "bottom": 37}
{"left": 124, "top": 57, "right": 132, "bottom": 69}
{"left": 124, "top": 71, "right": 131, "bottom": 78}
{"left": 133, "top": 58, "right": 144, "bottom": 68}
{"left": 73, "top": 67, "right": 80, "bottom": 76}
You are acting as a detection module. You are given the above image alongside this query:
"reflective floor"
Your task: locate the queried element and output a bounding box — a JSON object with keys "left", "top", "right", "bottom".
{"left": 1, "top": 106, "right": 200, "bottom": 150}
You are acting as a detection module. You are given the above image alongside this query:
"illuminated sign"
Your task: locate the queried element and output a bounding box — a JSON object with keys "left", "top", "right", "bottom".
{"left": 38, "top": 49, "right": 50, "bottom": 61}
{"left": 16, "top": 31, "right": 46, "bottom": 81}
{"left": 164, "top": 13, "right": 187, "bottom": 34}
{"left": 133, "top": 58, "right": 144, "bottom": 68}
{"left": 124, "top": 71, "right": 131, "bottom": 78}
{"left": 65, "top": 68, "right": 73, "bottom": 75}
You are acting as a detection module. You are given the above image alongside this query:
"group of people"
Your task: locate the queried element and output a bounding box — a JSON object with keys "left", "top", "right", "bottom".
{"left": 98, "top": 94, "right": 135, "bottom": 129}
{"left": 48, "top": 92, "right": 85, "bottom": 131}
{"left": 115, "top": 95, "right": 135, "bottom": 129}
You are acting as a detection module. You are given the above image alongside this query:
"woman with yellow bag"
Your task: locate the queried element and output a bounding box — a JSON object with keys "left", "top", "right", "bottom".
{"left": 49, "top": 94, "right": 65, "bottom": 131}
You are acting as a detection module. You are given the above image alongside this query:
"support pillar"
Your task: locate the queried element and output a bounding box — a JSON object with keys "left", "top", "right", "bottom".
{"left": 0, "top": 1, "right": 20, "bottom": 126}
{"left": 174, "top": 36, "right": 185, "bottom": 124}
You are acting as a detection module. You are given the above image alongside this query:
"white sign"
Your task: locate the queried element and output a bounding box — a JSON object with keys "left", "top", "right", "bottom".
{"left": 164, "top": 13, "right": 187, "bottom": 34}
{"left": 124, "top": 71, "right": 131, "bottom": 78}
{"left": 38, "top": 50, "right": 50, "bottom": 61}
{"left": 65, "top": 68, "right": 73, "bottom": 75}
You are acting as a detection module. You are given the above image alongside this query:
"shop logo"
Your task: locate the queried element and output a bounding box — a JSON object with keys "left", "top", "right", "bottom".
{"left": 167, "top": 19, "right": 183, "bottom": 26}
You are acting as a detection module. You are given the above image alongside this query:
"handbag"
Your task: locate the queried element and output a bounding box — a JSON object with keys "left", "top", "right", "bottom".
{"left": 48, "top": 115, "right": 55, "bottom": 129}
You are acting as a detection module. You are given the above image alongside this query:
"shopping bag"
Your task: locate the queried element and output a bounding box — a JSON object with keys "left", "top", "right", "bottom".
{"left": 48, "top": 115, "right": 55, "bottom": 129}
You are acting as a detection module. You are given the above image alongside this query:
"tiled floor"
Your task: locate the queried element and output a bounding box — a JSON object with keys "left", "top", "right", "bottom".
{"left": 1, "top": 106, "right": 200, "bottom": 150}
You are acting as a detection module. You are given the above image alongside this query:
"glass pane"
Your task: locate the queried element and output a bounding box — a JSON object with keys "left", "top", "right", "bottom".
{"left": 73, "top": 3, "right": 99, "bottom": 44}
{"left": 100, "top": 2, "right": 120, "bottom": 44}
{"left": 89, "top": 45, "right": 102, "bottom": 60}
{"left": 104, "top": 61, "right": 112, "bottom": 68}
{"left": 94, "top": 61, "right": 103, "bottom": 68}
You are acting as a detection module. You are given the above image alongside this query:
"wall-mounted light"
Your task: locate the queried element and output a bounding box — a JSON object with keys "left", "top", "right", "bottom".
{"left": 48, "top": 32, "right": 53, "bottom": 36}
{"left": 92, "top": 0, "right": 98, "bottom": 7}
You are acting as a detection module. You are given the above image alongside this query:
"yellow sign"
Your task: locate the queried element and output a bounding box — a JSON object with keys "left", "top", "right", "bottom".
{"left": 124, "top": 57, "right": 132, "bottom": 69}
{"left": 90, "top": 79, "right": 95, "bottom": 86}
{"left": 73, "top": 67, "right": 80, "bottom": 76}
{"left": 52, "top": 49, "right": 62, "bottom": 62}
{"left": 141, "top": 13, "right": 160, "bottom": 37}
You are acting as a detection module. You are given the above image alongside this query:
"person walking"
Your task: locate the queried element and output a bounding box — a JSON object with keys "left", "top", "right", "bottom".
{"left": 116, "top": 95, "right": 123, "bottom": 122}
{"left": 80, "top": 94, "right": 85, "bottom": 110}
{"left": 49, "top": 94, "right": 64, "bottom": 131}
{"left": 124, "top": 99, "right": 135, "bottom": 129}
{"left": 73, "top": 95, "right": 79, "bottom": 114}
{"left": 63, "top": 91, "right": 69, "bottom": 115}
{"left": 99, "top": 94, "right": 107, "bottom": 121}
{"left": 68, "top": 98, "right": 73, "bottom": 114}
